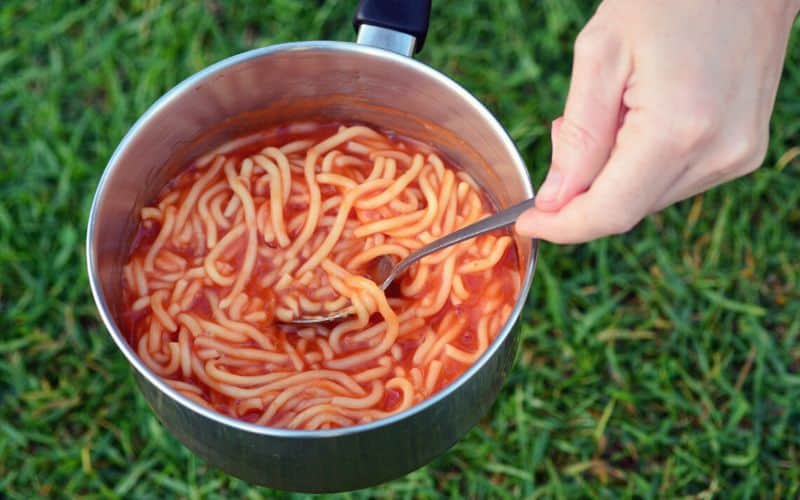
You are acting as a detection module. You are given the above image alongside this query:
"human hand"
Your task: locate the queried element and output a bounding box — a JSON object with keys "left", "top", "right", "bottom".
{"left": 515, "top": 0, "right": 800, "bottom": 243}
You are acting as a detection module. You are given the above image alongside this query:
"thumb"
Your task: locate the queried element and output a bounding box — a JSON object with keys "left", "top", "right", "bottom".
{"left": 535, "top": 28, "right": 630, "bottom": 212}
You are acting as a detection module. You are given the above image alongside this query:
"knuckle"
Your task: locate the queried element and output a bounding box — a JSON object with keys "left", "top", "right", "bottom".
{"left": 603, "top": 207, "right": 640, "bottom": 236}
{"left": 573, "top": 28, "right": 617, "bottom": 63}
{"left": 609, "top": 218, "right": 636, "bottom": 236}
{"left": 737, "top": 130, "right": 769, "bottom": 173}
{"left": 669, "top": 101, "right": 719, "bottom": 152}
{"left": 556, "top": 118, "right": 598, "bottom": 156}
{"left": 718, "top": 128, "right": 769, "bottom": 177}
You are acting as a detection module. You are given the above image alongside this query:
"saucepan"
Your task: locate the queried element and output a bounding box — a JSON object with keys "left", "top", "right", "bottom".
{"left": 87, "top": 0, "right": 537, "bottom": 492}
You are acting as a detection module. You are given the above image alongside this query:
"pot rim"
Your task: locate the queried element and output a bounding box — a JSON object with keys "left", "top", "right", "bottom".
{"left": 87, "top": 40, "right": 537, "bottom": 439}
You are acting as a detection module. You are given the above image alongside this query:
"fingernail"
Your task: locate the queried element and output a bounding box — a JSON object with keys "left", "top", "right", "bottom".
{"left": 536, "top": 170, "right": 563, "bottom": 203}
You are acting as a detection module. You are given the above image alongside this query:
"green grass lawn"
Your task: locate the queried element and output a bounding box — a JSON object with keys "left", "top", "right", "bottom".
{"left": 2, "top": 1, "right": 799, "bottom": 497}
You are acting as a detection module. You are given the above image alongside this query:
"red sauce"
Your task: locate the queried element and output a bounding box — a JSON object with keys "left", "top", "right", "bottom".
{"left": 121, "top": 120, "right": 521, "bottom": 427}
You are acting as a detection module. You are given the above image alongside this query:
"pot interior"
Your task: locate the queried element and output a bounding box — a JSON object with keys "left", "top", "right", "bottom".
{"left": 89, "top": 41, "right": 535, "bottom": 427}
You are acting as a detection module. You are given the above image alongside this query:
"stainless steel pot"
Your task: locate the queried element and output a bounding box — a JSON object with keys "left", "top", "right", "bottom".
{"left": 87, "top": 1, "right": 537, "bottom": 492}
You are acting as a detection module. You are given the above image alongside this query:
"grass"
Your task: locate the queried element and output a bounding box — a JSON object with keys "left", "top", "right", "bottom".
{"left": 1, "top": 0, "right": 799, "bottom": 497}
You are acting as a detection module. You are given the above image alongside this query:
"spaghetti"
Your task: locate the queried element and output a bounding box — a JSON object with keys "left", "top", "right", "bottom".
{"left": 122, "top": 121, "right": 520, "bottom": 429}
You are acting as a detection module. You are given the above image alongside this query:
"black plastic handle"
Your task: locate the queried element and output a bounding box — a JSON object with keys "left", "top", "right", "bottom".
{"left": 353, "top": 0, "right": 432, "bottom": 53}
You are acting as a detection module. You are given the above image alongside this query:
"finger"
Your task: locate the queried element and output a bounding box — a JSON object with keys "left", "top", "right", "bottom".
{"left": 535, "top": 27, "right": 631, "bottom": 212}
{"left": 650, "top": 167, "right": 713, "bottom": 213}
{"left": 650, "top": 165, "right": 747, "bottom": 213}
{"left": 652, "top": 141, "right": 767, "bottom": 212}
{"left": 517, "top": 114, "right": 687, "bottom": 243}
{"left": 653, "top": 150, "right": 766, "bottom": 212}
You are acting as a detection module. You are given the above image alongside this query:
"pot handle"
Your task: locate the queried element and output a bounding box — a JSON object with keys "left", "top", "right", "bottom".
{"left": 353, "top": 0, "right": 431, "bottom": 57}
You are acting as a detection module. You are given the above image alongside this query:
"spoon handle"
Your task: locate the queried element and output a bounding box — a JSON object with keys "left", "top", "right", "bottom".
{"left": 382, "top": 197, "right": 535, "bottom": 289}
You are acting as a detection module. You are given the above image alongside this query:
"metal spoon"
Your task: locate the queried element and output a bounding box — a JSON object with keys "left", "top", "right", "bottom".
{"left": 284, "top": 197, "right": 535, "bottom": 325}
